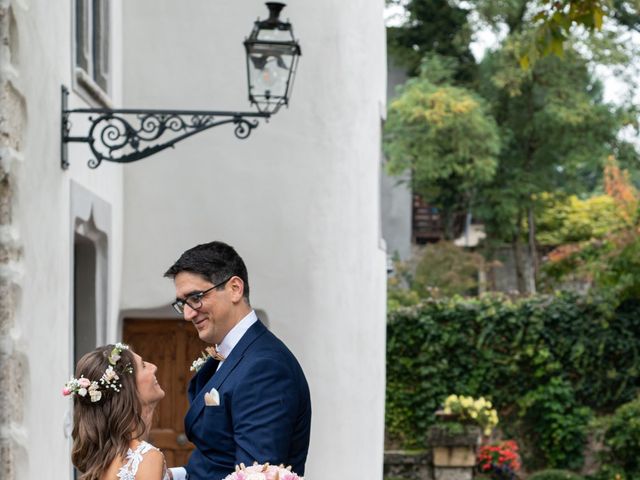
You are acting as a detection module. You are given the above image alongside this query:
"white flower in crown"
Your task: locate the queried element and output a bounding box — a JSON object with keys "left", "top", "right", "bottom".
{"left": 88, "top": 382, "right": 102, "bottom": 403}
{"left": 108, "top": 343, "right": 129, "bottom": 365}
{"left": 101, "top": 365, "right": 119, "bottom": 383}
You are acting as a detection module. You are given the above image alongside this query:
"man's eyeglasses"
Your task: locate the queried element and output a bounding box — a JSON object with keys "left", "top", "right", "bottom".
{"left": 171, "top": 276, "right": 233, "bottom": 314}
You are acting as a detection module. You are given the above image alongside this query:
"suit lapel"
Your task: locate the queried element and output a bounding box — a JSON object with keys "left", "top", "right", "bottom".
{"left": 184, "top": 320, "right": 268, "bottom": 433}
{"left": 187, "top": 357, "right": 220, "bottom": 403}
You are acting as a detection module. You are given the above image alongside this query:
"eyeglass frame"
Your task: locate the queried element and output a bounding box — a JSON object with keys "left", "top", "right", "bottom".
{"left": 171, "top": 276, "right": 233, "bottom": 314}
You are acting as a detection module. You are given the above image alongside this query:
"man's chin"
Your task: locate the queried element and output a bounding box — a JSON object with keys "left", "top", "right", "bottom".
{"left": 197, "top": 330, "right": 217, "bottom": 345}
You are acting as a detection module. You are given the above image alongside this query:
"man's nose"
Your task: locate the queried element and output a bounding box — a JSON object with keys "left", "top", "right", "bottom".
{"left": 183, "top": 303, "right": 198, "bottom": 321}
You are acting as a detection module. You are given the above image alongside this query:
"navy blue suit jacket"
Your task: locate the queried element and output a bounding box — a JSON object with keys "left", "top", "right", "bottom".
{"left": 184, "top": 320, "right": 312, "bottom": 480}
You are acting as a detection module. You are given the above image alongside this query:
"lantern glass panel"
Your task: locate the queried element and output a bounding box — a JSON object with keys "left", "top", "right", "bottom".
{"left": 247, "top": 44, "right": 296, "bottom": 100}
{"left": 256, "top": 27, "right": 292, "bottom": 42}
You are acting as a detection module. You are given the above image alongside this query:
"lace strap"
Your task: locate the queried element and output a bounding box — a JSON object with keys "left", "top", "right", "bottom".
{"left": 117, "top": 441, "right": 157, "bottom": 479}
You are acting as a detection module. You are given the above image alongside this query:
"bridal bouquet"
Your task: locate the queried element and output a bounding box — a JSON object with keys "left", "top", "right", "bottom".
{"left": 222, "top": 463, "right": 302, "bottom": 480}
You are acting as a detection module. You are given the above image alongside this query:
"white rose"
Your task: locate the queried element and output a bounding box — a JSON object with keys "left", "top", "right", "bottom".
{"left": 102, "top": 366, "right": 119, "bottom": 382}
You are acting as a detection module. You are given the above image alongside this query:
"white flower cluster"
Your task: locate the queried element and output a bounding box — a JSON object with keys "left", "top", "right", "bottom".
{"left": 108, "top": 342, "right": 129, "bottom": 365}
{"left": 190, "top": 355, "right": 208, "bottom": 372}
{"left": 190, "top": 346, "right": 224, "bottom": 372}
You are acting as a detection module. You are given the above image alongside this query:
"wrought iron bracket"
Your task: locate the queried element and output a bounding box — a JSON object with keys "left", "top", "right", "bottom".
{"left": 60, "top": 86, "right": 270, "bottom": 169}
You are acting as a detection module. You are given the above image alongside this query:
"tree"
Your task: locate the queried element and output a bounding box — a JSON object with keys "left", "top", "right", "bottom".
{"left": 384, "top": 56, "right": 501, "bottom": 239}
{"left": 486, "top": 46, "right": 630, "bottom": 289}
{"left": 542, "top": 157, "right": 640, "bottom": 305}
{"left": 385, "top": 0, "right": 639, "bottom": 294}
{"left": 472, "top": 0, "right": 640, "bottom": 66}
{"left": 386, "top": 0, "right": 477, "bottom": 82}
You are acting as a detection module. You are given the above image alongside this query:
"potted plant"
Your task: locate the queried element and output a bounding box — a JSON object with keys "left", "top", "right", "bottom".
{"left": 428, "top": 394, "right": 499, "bottom": 469}
{"left": 476, "top": 440, "right": 521, "bottom": 480}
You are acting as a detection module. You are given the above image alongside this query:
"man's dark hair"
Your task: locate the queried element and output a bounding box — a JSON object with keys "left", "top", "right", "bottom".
{"left": 164, "top": 241, "right": 250, "bottom": 301}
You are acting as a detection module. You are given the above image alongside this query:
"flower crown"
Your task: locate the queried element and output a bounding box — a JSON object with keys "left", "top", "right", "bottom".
{"left": 63, "top": 343, "right": 133, "bottom": 403}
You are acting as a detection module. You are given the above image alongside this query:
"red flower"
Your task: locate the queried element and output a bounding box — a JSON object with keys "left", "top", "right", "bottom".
{"left": 476, "top": 440, "right": 521, "bottom": 479}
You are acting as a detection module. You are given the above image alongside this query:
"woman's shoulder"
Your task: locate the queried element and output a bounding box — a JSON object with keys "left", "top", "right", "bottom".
{"left": 118, "top": 441, "right": 167, "bottom": 480}
{"left": 133, "top": 441, "right": 161, "bottom": 455}
{"left": 135, "top": 446, "right": 167, "bottom": 480}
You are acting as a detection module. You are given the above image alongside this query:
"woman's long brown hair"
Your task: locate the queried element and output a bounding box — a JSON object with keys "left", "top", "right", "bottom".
{"left": 71, "top": 345, "right": 146, "bottom": 480}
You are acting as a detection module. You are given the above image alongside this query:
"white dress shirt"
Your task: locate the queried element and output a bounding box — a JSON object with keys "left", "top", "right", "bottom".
{"left": 215, "top": 309, "right": 258, "bottom": 368}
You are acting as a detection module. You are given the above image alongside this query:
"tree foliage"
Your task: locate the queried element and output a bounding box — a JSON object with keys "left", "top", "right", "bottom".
{"left": 542, "top": 158, "right": 640, "bottom": 304}
{"left": 535, "top": 157, "right": 638, "bottom": 245}
{"left": 385, "top": 0, "right": 639, "bottom": 291}
{"left": 388, "top": 242, "right": 484, "bottom": 310}
{"left": 384, "top": 56, "right": 501, "bottom": 238}
{"left": 534, "top": 193, "right": 622, "bottom": 245}
{"left": 596, "top": 396, "right": 640, "bottom": 479}
{"left": 386, "top": 0, "right": 477, "bottom": 81}
{"left": 472, "top": 0, "right": 640, "bottom": 66}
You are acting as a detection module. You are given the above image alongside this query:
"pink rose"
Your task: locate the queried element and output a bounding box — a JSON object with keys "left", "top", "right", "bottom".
{"left": 62, "top": 387, "right": 71, "bottom": 396}
{"left": 78, "top": 378, "right": 91, "bottom": 388}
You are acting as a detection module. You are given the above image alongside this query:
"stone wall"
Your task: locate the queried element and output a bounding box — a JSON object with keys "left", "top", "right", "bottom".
{"left": 0, "top": 1, "right": 26, "bottom": 478}
{"left": 385, "top": 450, "right": 433, "bottom": 480}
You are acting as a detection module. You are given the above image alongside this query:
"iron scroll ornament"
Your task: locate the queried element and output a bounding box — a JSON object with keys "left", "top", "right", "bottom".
{"left": 60, "top": 86, "right": 270, "bottom": 169}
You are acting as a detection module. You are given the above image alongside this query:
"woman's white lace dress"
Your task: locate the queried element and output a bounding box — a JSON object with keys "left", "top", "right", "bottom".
{"left": 117, "top": 441, "right": 170, "bottom": 480}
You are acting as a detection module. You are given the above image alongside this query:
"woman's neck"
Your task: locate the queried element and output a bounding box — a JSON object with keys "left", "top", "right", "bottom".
{"left": 140, "top": 403, "right": 156, "bottom": 439}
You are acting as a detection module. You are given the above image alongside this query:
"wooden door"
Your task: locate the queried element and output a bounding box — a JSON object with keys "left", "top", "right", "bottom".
{"left": 123, "top": 318, "right": 208, "bottom": 467}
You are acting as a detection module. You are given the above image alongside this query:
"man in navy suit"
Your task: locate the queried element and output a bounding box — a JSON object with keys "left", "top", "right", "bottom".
{"left": 164, "top": 241, "right": 312, "bottom": 480}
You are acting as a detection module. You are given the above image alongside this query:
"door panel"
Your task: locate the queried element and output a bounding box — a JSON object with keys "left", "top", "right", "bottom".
{"left": 124, "top": 319, "right": 208, "bottom": 466}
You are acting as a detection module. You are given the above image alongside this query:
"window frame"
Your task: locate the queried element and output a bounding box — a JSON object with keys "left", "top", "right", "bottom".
{"left": 72, "top": 0, "right": 112, "bottom": 107}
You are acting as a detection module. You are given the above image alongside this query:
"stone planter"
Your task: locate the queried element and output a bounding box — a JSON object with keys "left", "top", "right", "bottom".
{"left": 427, "top": 424, "right": 482, "bottom": 480}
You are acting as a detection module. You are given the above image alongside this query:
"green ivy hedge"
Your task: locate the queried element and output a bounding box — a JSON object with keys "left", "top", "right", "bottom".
{"left": 594, "top": 396, "right": 640, "bottom": 480}
{"left": 386, "top": 293, "right": 640, "bottom": 470}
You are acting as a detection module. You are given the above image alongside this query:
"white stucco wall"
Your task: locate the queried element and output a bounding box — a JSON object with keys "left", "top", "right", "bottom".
{"left": 120, "top": 1, "right": 387, "bottom": 477}
{"left": 7, "top": 1, "right": 124, "bottom": 478}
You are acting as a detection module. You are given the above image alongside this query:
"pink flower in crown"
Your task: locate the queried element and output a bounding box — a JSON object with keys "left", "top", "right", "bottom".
{"left": 62, "top": 387, "right": 72, "bottom": 396}
{"left": 78, "top": 377, "right": 91, "bottom": 388}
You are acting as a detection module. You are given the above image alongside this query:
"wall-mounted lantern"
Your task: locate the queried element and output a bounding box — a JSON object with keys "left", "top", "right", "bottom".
{"left": 245, "top": 2, "right": 302, "bottom": 114}
{"left": 61, "top": 2, "right": 301, "bottom": 169}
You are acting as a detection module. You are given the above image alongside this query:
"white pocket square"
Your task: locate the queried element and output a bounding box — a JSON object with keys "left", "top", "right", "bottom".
{"left": 204, "top": 387, "right": 219, "bottom": 406}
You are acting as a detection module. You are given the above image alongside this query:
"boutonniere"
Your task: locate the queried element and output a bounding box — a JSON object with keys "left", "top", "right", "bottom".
{"left": 190, "top": 346, "right": 225, "bottom": 372}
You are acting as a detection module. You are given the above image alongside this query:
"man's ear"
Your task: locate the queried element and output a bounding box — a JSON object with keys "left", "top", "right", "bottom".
{"left": 228, "top": 276, "right": 245, "bottom": 303}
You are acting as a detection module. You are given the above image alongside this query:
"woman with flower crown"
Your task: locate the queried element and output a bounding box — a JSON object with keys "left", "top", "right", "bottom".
{"left": 63, "top": 343, "right": 170, "bottom": 480}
